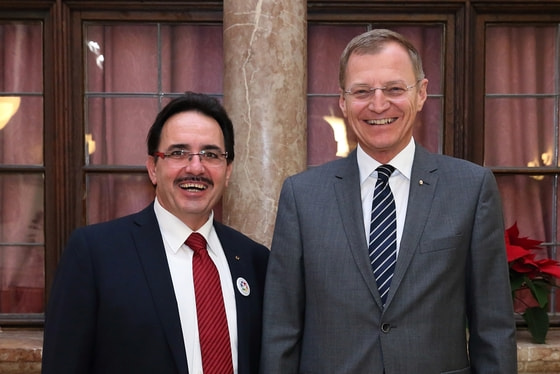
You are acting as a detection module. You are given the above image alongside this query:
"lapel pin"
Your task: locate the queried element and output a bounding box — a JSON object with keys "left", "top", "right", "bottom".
{"left": 236, "top": 277, "right": 250, "bottom": 296}
{"left": 419, "top": 180, "right": 424, "bottom": 185}
{"left": 235, "top": 255, "right": 240, "bottom": 260}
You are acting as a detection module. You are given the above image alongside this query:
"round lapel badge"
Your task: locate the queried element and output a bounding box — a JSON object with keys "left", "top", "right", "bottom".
{"left": 236, "top": 277, "right": 250, "bottom": 296}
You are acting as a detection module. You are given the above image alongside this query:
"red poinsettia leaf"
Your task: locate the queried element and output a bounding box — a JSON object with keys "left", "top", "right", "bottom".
{"left": 506, "top": 243, "right": 533, "bottom": 262}
{"left": 535, "top": 259, "right": 560, "bottom": 279}
{"left": 505, "top": 222, "right": 543, "bottom": 250}
{"left": 512, "top": 236, "right": 543, "bottom": 250}
{"left": 511, "top": 262, "right": 539, "bottom": 277}
{"left": 505, "top": 222, "right": 520, "bottom": 241}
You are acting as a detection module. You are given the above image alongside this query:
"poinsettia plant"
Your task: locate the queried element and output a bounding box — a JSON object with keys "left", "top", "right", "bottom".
{"left": 506, "top": 222, "right": 560, "bottom": 343}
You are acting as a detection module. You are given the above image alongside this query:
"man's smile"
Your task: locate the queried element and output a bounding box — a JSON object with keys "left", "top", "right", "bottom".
{"left": 365, "top": 118, "right": 397, "bottom": 125}
{"left": 177, "top": 176, "right": 212, "bottom": 191}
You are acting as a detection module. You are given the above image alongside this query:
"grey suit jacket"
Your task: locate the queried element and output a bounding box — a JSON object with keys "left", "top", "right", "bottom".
{"left": 260, "top": 145, "right": 517, "bottom": 374}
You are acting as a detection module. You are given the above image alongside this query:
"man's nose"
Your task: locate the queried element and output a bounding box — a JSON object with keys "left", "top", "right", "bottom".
{"left": 184, "top": 153, "right": 205, "bottom": 171}
{"left": 368, "top": 90, "right": 390, "bottom": 111}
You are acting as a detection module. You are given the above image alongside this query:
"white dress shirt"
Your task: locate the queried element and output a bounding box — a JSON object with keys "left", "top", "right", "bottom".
{"left": 358, "top": 138, "right": 414, "bottom": 256}
{"left": 153, "top": 198, "right": 238, "bottom": 374}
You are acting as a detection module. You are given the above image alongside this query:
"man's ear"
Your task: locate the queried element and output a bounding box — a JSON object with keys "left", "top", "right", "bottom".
{"left": 146, "top": 156, "right": 157, "bottom": 186}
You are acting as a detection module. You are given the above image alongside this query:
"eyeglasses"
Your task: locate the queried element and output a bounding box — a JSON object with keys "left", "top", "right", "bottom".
{"left": 344, "top": 80, "right": 421, "bottom": 101}
{"left": 153, "top": 149, "right": 228, "bottom": 166}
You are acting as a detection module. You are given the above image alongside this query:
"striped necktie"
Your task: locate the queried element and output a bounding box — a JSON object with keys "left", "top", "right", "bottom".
{"left": 187, "top": 232, "right": 233, "bottom": 374}
{"left": 369, "top": 164, "right": 397, "bottom": 306}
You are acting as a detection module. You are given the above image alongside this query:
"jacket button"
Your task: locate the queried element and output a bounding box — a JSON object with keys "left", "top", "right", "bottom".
{"left": 381, "top": 323, "right": 391, "bottom": 333}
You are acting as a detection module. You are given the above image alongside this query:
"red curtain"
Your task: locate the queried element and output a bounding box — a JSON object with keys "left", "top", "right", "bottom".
{"left": 485, "top": 26, "right": 556, "bottom": 244}
{"left": 0, "top": 23, "right": 45, "bottom": 313}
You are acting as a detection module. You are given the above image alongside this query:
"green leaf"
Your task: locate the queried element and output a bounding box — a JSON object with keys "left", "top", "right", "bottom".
{"left": 509, "top": 272, "right": 525, "bottom": 292}
{"left": 523, "top": 307, "right": 550, "bottom": 344}
{"left": 525, "top": 277, "right": 550, "bottom": 308}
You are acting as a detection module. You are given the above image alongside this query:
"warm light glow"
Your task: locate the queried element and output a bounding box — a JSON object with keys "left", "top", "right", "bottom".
{"left": 323, "top": 115, "right": 350, "bottom": 157}
{"left": 85, "top": 133, "right": 96, "bottom": 155}
{"left": 541, "top": 151, "right": 552, "bottom": 166}
{"left": 0, "top": 96, "right": 21, "bottom": 130}
{"left": 527, "top": 150, "right": 553, "bottom": 181}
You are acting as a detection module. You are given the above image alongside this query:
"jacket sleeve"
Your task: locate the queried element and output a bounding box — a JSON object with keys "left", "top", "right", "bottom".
{"left": 466, "top": 168, "right": 518, "bottom": 373}
{"left": 42, "top": 229, "right": 97, "bottom": 374}
{"left": 260, "top": 177, "right": 305, "bottom": 374}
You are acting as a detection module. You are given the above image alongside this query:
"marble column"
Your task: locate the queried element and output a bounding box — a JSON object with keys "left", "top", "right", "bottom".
{"left": 222, "top": 0, "right": 307, "bottom": 247}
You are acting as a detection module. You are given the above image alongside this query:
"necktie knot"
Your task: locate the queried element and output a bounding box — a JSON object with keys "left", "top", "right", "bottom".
{"left": 186, "top": 232, "right": 207, "bottom": 253}
{"left": 376, "top": 164, "right": 395, "bottom": 184}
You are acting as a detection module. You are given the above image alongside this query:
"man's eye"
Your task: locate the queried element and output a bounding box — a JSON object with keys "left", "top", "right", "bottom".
{"left": 353, "top": 89, "right": 370, "bottom": 96}
{"left": 169, "top": 150, "right": 186, "bottom": 157}
{"left": 202, "top": 151, "right": 219, "bottom": 159}
{"left": 386, "top": 86, "right": 406, "bottom": 95}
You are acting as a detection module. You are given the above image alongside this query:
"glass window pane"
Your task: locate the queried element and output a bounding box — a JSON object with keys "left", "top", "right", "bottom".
{"left": 161, "top": 24, "right": 223, "bottom": 93}
{"left": 0, "top": 174, "right": 44, "bottom": 243}
{"left": 86, "top": 23, "right": 223, "bottom": 95}
{"left": 414, "top": 97, "right": 442, "bottom": 154}
{"left": 1, "top": 21, "right": 44, "bottom": 166}
{"left": 486, "top": 26, "right": 556, "bottom": 95}
{"left": 0, "top": 174, "right": 44, "bottom": 313}
{"left": 85, "top": 24, "right": 160, "bottom": 93}
{"left": 308, "top": 24, "right": 367, "bottom": 94}
{"left": 0, "top": 96, "right": 44, "bottom": 165}
{"left": 0, "top": 22, "right": 43, "bottom": 92}
{"left": 0, "top": 20, "right": 45, "bottom": 316}
{"left": 86, "top": 173, "right": 155, "bottom": 225}
{"left": 484, "top": 97, "right": 554, "bottom": 167}
{"left": 497, "top": 174, "right": 552, "bottom": 244}
{"left": 307, "top": 96, "right": 354, "bottom": 167}
{"left": 391, "top": 25, "right": 443, "bottom": 96}
{"left": 86, "top": 97, "right": 160, "bottom": 166}
{"left": 486, "top": 25, "right": 560, "bottom": 316}
{"left": 0, "top": 245, "right": 44, "bottom": 313}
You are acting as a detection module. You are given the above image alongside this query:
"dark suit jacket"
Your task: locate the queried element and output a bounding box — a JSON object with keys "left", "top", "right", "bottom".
{"left": 42, "top": 203, "right": 269, "bottom": 374}
{"left": 260, "top": 144, "right": 517, "bottom": 374}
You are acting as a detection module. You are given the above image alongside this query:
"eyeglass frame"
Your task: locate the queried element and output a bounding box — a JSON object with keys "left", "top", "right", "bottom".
{"left": 343, "top": 79, "right": 422, "bottom": 101}
{"left": 153, "top": 149, "right": 229, "bottom": 165}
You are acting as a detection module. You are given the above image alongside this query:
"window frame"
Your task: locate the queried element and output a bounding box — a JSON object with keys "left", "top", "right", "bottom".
{"left": 471, "top": 4, "right": 560, "bottom": 323}
{"left": 0, "top": 2, "right": 56, "bottom": 326}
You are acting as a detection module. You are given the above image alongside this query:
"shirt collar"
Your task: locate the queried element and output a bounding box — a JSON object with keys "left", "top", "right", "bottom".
{"left": 357, "top": 137, "right": 415, "bottom": 184}
{"left": 153, "top": 197, "right": 214, "bottom": 254}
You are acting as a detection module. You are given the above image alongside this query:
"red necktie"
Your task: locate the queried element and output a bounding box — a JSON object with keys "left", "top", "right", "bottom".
{"left": 187, "top": 232, "right": 233, "bottom": 374}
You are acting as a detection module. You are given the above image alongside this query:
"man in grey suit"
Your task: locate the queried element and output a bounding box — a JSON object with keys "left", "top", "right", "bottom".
{"left": 260, "top": 29, "right": 517, "bottom": 373}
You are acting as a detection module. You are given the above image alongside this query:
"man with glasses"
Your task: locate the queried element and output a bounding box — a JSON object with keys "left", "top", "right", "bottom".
{"left": 42, "top": 92, "right": 269, "bottom": 374}
{"left": 261, "top": 29, "right": 517, "bottom": 373}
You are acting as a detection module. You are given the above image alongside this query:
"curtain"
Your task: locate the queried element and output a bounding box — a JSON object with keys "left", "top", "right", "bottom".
{"left": 0, "top": 23, "right": 44, "bottom": 313}
{"left": 485, "top": 26, "right": 556, "bottom": 245}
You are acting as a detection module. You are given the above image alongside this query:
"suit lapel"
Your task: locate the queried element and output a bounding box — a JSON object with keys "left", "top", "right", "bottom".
{"left": 384, "top": 146, "right": 438, "bottom": 307}
{"left": 214, "top": 222, "right": 247, "bottom": 335}
{"left": 333, "top": 152, "right": 381, "bottom": 303}
{"left": 214, "top": 222, "right": 255, "bottom": 374}
{"left": 132, "top": 204, "right": 189, "bottom": 374}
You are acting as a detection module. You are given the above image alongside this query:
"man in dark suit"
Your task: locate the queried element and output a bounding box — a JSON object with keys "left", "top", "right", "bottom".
{"left": 260, "top": 29, "right": 517, "bottom": 373}
{"left": 42, "top": 92, "right": 269, "bottom": 374}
